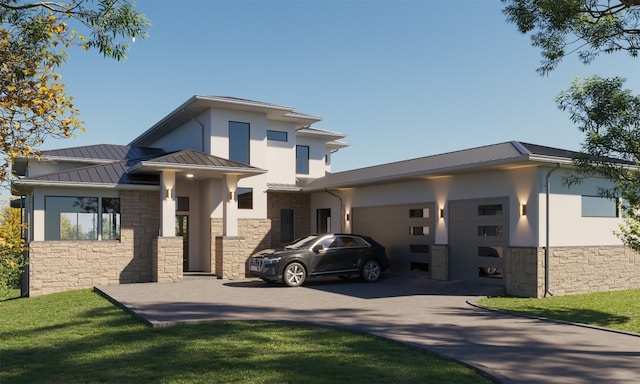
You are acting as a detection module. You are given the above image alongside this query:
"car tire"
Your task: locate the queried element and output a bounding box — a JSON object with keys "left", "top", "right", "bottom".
{"left": 361, "top": 259, "right": 382, "bottom": 283}
{"left": 283, "top": 262, "right": 306, "bottom": 287}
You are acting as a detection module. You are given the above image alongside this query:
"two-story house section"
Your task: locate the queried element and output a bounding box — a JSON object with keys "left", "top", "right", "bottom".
{"left": 13, "top": 96, "right": 348, "bottom": 296}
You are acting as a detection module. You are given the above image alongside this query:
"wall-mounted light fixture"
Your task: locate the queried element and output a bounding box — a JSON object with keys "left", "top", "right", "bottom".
{"left": 229, "top": 191, "right": 235, "bottom": 201}
{"left": 521, "top": 204, "right": 527, "bottom": 216}
{"left": 165, "top": 188, "right": 172, "bottom": 200}
{"left": 346, "top": 212, "right": 350, "bottom": 222}
{"left": 440, "top": 208, "right": 444, "bottom": 218}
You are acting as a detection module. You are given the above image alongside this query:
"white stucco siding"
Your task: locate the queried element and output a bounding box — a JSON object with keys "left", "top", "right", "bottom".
{"left": 296, "top": 136, "right": 330, "bottom": 179}
{"left": 538, "top": 169, "right": 622, "bottom": 247}
{"left": 148, "top": 113, "right": 208, "bottom": 152}
{"left": 265, "top": 121, "right": 296, "bottom": 185}
{"left": 208, "top": 108, "right": 267, "bottom": 167}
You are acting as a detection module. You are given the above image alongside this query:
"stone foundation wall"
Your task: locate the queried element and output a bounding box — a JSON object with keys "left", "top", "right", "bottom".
{"left": 210, "top": 218, "right": 223, "bottom": 275}
{"left": 431, "top": 244, "right": 448, "bottom": 280}
{"left": 214, "top": 218, "right": 272, "bottom": 279}
{"left": 547, "top": 246, "right": 640, "bottom": 297}
{"left": 28, "top": 190, "right": 160, "bottom": 297}
{"left": 505, "top": 247, "right": 541, "bottom": 298}
{"left": 152, "top": 237, "right": 183, "bottom": 283}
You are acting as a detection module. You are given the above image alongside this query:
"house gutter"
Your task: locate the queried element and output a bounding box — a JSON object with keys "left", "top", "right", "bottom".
{"left": 545, "top": 163, "right": 561, "bottom": 297}
{"left": 183, "top": 108, "right": 206, "bottom": 152}
{"left": 324, "top": 188, "right": 344, "bottom": 233}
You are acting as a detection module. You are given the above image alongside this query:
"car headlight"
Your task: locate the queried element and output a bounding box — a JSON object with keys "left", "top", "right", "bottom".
{"left": 263, "top": 257, "right": 282, "bottom": 265}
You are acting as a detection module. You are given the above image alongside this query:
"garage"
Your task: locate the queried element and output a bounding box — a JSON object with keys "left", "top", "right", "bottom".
{"left": 352, "top": 203, "right": 436, "bottom": 273}
{"left": 448, "top": 197, "right": 509, "bottom": 285}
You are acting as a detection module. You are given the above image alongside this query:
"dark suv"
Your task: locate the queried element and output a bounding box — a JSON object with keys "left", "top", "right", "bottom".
{"left": 248, "top": 234, "right": 389, "bottom": 287}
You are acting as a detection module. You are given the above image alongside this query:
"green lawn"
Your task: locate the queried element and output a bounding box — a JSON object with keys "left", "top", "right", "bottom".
{"left": 0, "top": 290, "right": 493, "bottom": 384}
{"left": 477, "top": 289, "right": 640, "bottom": 334}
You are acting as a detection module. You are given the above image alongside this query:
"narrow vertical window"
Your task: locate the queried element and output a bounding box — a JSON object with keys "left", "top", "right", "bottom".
{"left": 296, "top": 145, "right": 310, "bottom": 174}
{"left": 229, "top": 121, "right": 250, "bottom": 164}
{"left": 101, "top": 198, "right": 120, "bottom": 240}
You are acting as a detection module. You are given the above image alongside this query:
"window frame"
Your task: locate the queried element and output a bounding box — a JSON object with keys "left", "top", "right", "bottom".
{"left": 45, "top": 196, "right": 120, "bottom": 241}
{"left": 296, "top": 145, "right": 310, "bottom": 175}
{"left": 267, "top": 130, "right": 288, "bottom": 142}
{"left": 229, "top": 121, "right": 250, "bottom": 164}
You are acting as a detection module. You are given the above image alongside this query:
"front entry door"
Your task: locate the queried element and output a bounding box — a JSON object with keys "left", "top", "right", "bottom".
{"left": 176, "top": 215, "right": 189, "bottom": 271}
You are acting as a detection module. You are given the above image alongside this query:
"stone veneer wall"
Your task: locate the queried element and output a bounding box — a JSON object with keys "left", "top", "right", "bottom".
{"left": 210, "top": 218, "right": 223, "bottom": 275}
{"left": 547, "top": 246, "right": 640, "bottom": 297}
{"left": 27, "top": 190, "right": 160, "bottom": 297}
{"left": 214, "top": 218, "right": 272, "bottom": 280}
{"left": 152, "top": 237, "right": 183, "bottom": 283}
{"left": 505, "top": 247, "right": 541, "bottom": 298}
{"left": 505, "top": 246, "right": 640, "bottom": 298}
{"left": 267, "top": 192, "right": 310, "bottom": 248}
{"left": 431, "top": 244, "right": 448, "bottom": 280}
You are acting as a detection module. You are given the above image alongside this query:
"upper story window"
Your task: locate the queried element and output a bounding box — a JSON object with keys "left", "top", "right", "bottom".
{"left": 296, "top": 145, "right": 309, "bottom": 174}
{"left": 45, "top": 196, "right": 120, "bottom": 241}
{"left": 267, "top": 130, "right": 288, "bottom": 142}
{"left": 229, "top": 121, "right": 250, "bottom": 164}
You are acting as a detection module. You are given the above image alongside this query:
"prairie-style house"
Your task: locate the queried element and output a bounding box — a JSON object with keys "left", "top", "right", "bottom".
{"left": 12, "top": 96, "right": 640, "bottom": 297}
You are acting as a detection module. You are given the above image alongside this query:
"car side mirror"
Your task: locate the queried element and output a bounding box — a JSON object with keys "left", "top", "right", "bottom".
{"left": 312, "top": 244, "right": 324, "bottom": 253}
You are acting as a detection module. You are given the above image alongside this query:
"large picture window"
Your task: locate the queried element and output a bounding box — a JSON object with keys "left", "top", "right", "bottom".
{"left": 45, "top": 196, "right": 120, "bottom": 240}
{"left": 229, "top": 121, "right": 250, "bottom": 164}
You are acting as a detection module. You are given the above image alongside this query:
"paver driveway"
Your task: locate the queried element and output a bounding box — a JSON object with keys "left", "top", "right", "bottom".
{"left": 96, "top": 272, "right": 640, "bottom": 384}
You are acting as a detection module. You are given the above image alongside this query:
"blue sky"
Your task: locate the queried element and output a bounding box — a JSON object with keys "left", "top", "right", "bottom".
{"left": 45, "top": 0, "right": 640, "bottom": 173}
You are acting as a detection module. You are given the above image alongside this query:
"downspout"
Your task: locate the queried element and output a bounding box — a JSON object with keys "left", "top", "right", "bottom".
{"left": 545, "top": 163, "right": 561, "bottom": 297}
{"left": 183, "top": 108, "right": 206, "bottom": 152}
{"left": 324, "top": 188, "right": 344, "bottom": 233}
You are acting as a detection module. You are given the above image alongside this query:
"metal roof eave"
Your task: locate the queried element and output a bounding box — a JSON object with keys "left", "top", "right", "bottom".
{"left": 129, "top": 161, "right": 267, "bottom": 178}
{"left": 303, "top": 155, "right": 539, "bottom": 191}
{"left": 11, "top": 180, "right": 159, "bottom": 191}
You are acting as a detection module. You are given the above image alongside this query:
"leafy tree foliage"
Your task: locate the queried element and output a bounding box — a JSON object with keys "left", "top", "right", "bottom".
{"left": 503, "top": 1, "right": 640, "bottom": 251}
{"left": 0, "top": 0, "right": 149, "bottom": 182}
{"left": 0, "top": 204, "right": 26, "bottom": 296}
{"left": 557, "top": 76, "right": 640, "bottom": 250}
{"left": 503, "top": 0, "right": 640, "bottom": 75}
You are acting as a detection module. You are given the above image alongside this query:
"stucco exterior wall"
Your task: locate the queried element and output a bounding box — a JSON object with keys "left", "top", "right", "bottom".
{"left": 27, "top": 190, "right": 161, "bottom": 296}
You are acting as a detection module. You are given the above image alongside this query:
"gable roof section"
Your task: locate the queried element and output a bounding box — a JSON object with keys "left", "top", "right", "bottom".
{"left": 128, "top": 149, "right": 266, "bottom": 177}
{"left": 129, "top": 95, "right": 324, "bottom": 147}
{"left": 303, "top": 141, "right": 576, "bottom": 191}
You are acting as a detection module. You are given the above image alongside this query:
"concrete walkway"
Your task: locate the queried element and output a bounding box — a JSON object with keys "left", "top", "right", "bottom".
{"left": 96, "top": 273, "right": 640, "bottom": 384}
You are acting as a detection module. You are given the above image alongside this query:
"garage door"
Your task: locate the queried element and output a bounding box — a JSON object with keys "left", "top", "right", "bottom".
{"left": 449, "top": 198, "right": 508, "bottom": 285}
{"left": 352, "top": 203, "right": 435, "bottom": 273}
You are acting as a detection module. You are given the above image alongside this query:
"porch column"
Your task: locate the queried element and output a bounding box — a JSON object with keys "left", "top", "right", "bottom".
{"left": 160, "top": 171, "right": 176, "bottom": 237}
{"left": 223, "top": 174, "right": 239, "bottom": 236}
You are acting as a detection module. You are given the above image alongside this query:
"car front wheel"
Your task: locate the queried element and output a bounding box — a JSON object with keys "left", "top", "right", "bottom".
{"left": 361, "top": 259, "right": 382, "bottom": 283}
{"left": 283, "top": 262, "right": 306, "bottom": 287}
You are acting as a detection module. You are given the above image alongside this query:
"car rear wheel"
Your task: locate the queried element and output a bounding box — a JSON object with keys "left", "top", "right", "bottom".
{"left": 361, "top": 259, "right": 381, "bottom": 283}
{"left": 284, "top": 262, "right": 306, "bottom": 287}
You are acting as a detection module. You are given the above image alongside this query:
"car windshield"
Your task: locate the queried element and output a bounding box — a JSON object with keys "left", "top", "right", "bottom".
{"left": 284, "top": 235, "right": 318, "bottom": 250}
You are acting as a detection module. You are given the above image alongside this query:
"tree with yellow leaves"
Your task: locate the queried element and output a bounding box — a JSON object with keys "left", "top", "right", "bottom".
{"left": 0, "top": 1, "right": 149, "bottom": 182}
{"left": 0, "top": 204, "right": 25, "bottom": 296}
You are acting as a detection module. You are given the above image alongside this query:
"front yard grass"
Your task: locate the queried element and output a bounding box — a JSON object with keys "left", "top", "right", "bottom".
{"left": 0, "top": 289, "right": 493, "bottom": 384}
{"left": 477, "top": 288, "right": 640, "bottom": 334}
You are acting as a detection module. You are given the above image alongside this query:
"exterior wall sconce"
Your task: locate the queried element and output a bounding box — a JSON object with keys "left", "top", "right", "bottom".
{"left": 229, "top": 191, "right": 235, "bottom": 201}
{"left": 521, "top": 204, "right": 527, "bottom": 216}
{"left": 165, "top": 188, "right": 172, "bottom": 200}
{"left": 346, "top": 212, "right": 350, "bottom": 222}
{"left": 440, "top": 208, "right": 444, "bottom": 218}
